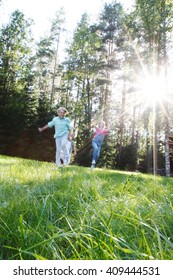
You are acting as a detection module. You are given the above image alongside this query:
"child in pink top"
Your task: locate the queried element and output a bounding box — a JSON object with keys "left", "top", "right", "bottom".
{"left": 93, "top": 126, "right": 107, "bottom": 138}
{"left": 91, "top": 120, "right": 110, "bottom": 169}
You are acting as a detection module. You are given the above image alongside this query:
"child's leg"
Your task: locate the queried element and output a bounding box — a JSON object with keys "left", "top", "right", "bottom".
{"left": 61, "top": 135, "right": 69, "bottom": 165}
{"left": 92, "top": 140, "right": 99, "bottom": 163}
{"left": 97, "top": 144, "right": 102, "bottom": 159}
{"left": 55, "top": 137, "right": 62, "bottom": 166}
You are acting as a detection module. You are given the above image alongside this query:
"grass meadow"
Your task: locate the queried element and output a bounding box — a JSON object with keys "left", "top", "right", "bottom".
{"left": 0, "top": 155, "right": 173, "bottom": 260}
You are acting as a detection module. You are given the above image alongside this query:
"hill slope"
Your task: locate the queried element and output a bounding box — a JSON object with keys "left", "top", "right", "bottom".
{"left": 0, "top": 155, "right": 173, "bottom": 260}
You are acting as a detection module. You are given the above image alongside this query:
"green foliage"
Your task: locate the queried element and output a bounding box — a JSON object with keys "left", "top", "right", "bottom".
{"left": 0, "top": 10, "right": 37, "bottom": 151}
{"left": 115, "top": 144, "right": 138, "bottom": 171}
{"left": 134, "top": 0, "right": 173, "bottom": 60}
{"left": 0, "top": 155, "right": 173, "bottom": 260}
{"left": 99, "top": 1, "right": 124, "bottom": 44}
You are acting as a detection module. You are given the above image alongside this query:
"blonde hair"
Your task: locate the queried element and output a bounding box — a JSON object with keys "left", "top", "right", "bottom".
{"left": 98, "top": 120, "right": 105, "bottom": 126}
{"left": 57, "top": 107, "right": 68, "bottom": 113}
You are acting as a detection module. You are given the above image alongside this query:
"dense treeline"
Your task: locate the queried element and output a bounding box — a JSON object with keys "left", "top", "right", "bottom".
{"left": 0, "top": 0, "right": 173, "bottom": 174}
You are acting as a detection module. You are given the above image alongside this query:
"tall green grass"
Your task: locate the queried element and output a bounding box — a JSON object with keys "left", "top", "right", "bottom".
{"left": 0, "top": 155, "right": 173, "bottom": 260}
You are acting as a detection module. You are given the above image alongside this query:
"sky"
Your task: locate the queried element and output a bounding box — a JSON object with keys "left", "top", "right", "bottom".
{"left": 0, "top": 0, "right": 134, "bottom": 61}
{"left": 0, "top": 0, "right": 134, "bottom": 39}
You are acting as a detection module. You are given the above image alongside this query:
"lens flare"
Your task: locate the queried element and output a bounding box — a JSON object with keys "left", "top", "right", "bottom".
{"left": 138, "top": 75, "right": 165, "bottom": 105}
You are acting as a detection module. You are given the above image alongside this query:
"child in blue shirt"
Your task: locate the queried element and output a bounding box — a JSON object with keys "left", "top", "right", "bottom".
{"left": 38, "top": 107, "right": 72, "bottom": 167}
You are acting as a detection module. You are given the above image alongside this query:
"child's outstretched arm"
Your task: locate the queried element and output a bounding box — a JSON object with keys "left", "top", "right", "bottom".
{"left": 38, "top": 124, "right": 49, "bottom": 133}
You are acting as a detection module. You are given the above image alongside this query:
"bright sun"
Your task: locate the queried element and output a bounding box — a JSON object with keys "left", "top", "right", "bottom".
{"left": 139, "top": 75, "right": 165, "bottom": 104}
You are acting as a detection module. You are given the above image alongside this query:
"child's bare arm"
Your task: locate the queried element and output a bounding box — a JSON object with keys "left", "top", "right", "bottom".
{"left": 38, "top": 125, "right": 49, "bottom": 132}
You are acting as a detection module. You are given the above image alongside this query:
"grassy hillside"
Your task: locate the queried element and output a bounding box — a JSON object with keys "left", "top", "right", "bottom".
{"left": 0, "top": 155, "right": 173, "bottom": 260}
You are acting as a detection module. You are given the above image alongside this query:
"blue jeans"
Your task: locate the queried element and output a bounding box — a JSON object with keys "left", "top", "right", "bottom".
{"left": 92, "top": 135, "right": 104, "bottom": 163}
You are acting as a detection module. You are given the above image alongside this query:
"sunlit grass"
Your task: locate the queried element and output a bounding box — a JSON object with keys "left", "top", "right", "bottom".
{"left": 0, "top": 155, "right": 173, "bottom": 260}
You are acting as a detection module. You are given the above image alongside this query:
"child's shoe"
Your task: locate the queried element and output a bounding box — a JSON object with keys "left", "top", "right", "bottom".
{"left": 91, "top": 160, "right": 96, "bottom": 169}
